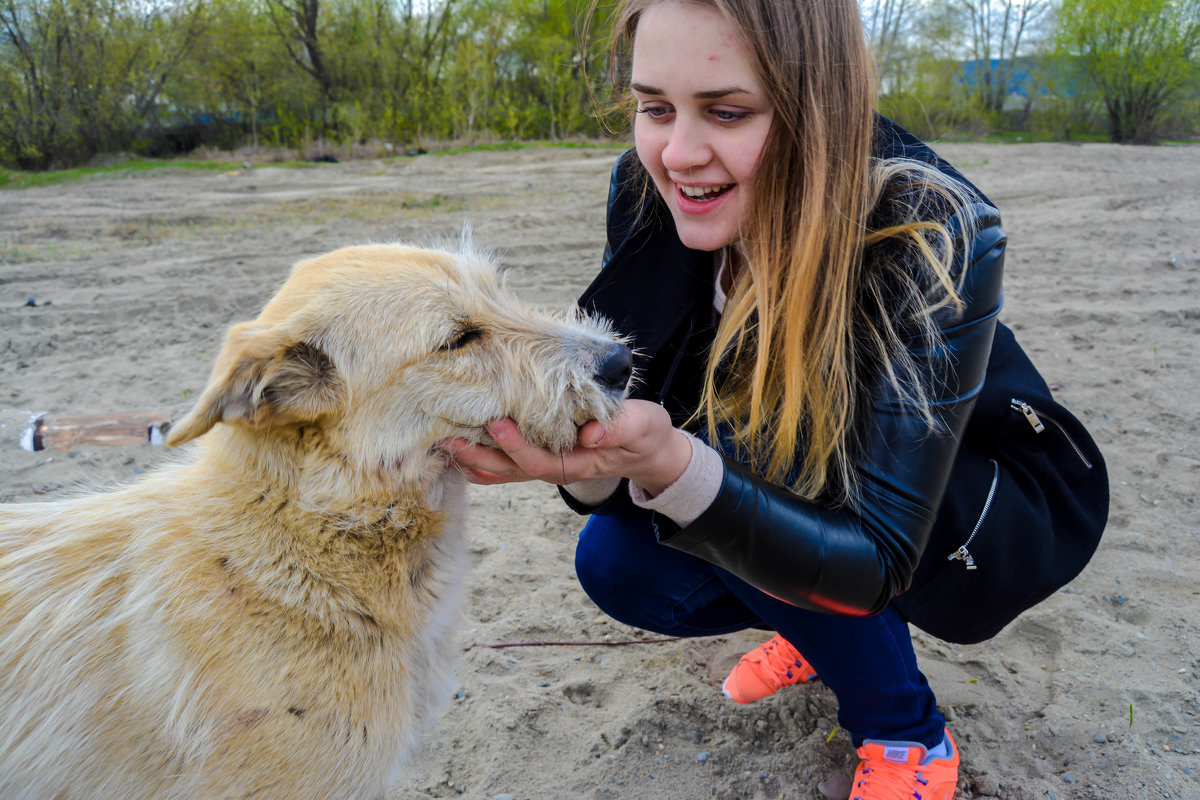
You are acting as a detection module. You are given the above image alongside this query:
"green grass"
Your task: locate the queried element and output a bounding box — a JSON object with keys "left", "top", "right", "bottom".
{"left": 0, "top": 157, "right": 335, "bottom": 190}
{"left": 984, "top": 130, "right": 1110, "bottom": 144}
{"left": 0, "top": 141, "right": 628, "bottom": 190}
{"left": 427, "top": 140, "right": 627, "bottom": 157}
{"left": 967, "top": 130, "right": 1198, "bottom": 145}
{"left": 0, "top": 159, "right": 245, "bottom": 189}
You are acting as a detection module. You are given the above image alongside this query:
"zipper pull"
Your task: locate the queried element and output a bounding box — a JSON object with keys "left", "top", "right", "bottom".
{"left": 1010, "top": 399, "right": 1045, "bottom": 433}
{"left": 948, "top": 545, "right": 977, "bottom": 570}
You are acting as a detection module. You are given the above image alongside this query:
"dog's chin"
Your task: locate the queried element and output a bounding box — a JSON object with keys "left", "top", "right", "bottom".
{"left": 442, "top": 404, "right": 622, "bottom": 457}
{"left": 447, "top": 426, "right": 574, "bottom": 454}
{"left": 506, "top": 423, "right": 580, "bottom": 456}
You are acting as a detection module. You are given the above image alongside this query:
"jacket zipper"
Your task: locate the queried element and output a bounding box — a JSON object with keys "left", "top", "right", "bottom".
{"left": 947, "top": 458, "right": 998, "bottom": 570}
{"left": 1009, "top": 398, "right": 1093, "bottom": 469}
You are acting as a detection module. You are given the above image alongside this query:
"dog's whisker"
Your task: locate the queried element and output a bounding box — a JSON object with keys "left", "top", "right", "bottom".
{"left": 430, "top": 413, "right": 486, "bottom": 434}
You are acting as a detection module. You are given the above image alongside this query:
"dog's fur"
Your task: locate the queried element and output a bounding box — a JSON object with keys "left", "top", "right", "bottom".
{"left": 0, "top": 242, "right": 629, "bottom": 799}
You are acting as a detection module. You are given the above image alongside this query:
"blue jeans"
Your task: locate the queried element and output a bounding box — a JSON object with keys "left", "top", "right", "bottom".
{"left": 574, "top": 507, "right": 946, "bottom": 749}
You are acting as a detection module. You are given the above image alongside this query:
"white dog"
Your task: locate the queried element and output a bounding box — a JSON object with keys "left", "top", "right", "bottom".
{"left": 0, "top": 242, "right": 631, "bottom": 799}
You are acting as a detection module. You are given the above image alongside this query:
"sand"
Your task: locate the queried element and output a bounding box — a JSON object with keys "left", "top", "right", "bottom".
{"left": 1, "top": 142, "right": 1198, "bottom": 800}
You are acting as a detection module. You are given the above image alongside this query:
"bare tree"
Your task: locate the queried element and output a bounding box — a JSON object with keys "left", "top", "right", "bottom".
{"left": 264, "top": 0, "right": 335, "bottom": 101}
{"left": 866, "top": 0, "right": 913, "bottom": 91}
{"left": 957, "top": 0, "right": 1047, "bottom": 111}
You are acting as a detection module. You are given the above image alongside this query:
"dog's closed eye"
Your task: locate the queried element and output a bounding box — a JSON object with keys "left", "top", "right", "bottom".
{"left": 440, "top": 327, "right": 483, "bottom": 352}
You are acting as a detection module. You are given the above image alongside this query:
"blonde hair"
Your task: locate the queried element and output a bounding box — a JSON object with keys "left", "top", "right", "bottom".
{"left": 605, "top": 0, "right": 977, "bottom": 505}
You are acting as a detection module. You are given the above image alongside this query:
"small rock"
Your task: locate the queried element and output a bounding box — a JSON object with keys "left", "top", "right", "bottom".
{"left": 1063, "top": 773, "right": 1075, "bottom": 783}
{"left": 972, "top": 773, "right": 1000, "bottom": 795}
{"left": 818, "top": 773, "right": 853, "bottom": 798}
{"left": 697, "top": 752, "right": 709, "bottom": 762}
{"left": 1094, "top": 734, "right": 1108, "bottom": 744}
{"left": 493, "top": 794, "right": 516, "bottom": 800}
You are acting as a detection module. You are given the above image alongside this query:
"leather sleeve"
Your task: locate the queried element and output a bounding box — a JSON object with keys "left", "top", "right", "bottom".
{"left": 654, "top": 204, "right": 1007, "bottom": 616}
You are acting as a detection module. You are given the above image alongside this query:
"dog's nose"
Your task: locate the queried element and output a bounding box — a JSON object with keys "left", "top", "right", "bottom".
{"left": 593, "top": 343, "right": 633, "bottom": 392}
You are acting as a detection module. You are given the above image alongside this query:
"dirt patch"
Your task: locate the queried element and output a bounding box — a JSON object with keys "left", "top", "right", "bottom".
{"left": 2, "top": 143, "right": 1198, "bottom": 799}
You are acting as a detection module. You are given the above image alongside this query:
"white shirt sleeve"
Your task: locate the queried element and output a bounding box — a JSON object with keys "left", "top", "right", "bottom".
{"left": 628, "top": 432, "right": 724, "bottom": 527}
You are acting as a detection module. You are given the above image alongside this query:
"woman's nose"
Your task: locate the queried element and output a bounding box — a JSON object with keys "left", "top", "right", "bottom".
{"left": 660, "top": 116, "right": 711, "bottom": 173}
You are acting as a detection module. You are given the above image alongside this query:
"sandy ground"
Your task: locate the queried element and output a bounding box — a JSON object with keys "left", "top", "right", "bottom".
{"left": 1, "top": 142, "right": 1198, "bottom": 800}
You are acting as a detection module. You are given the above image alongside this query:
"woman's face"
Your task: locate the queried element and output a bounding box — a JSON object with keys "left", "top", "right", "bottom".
{"left": 631, "top": 1, "right": 773, "bottom": 252}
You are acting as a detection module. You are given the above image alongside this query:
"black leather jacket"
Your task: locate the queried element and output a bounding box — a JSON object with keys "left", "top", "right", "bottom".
{"left": 565, "top": 117, "right": 1107, "bottom": 639}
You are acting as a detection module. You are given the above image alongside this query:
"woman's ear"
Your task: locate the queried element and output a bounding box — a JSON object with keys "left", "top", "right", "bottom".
{"left": 165, "top": 320, "right": 344, "bottom": 447}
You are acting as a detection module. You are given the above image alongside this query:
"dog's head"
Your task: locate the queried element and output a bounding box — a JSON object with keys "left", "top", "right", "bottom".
{"left": 166, "top": 242, "right": 631, "bottom": 479}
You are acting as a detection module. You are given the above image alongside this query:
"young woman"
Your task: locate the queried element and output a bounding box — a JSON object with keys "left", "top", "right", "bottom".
{"left": 444, "top": 1, "right": 1108, "bottom": 797}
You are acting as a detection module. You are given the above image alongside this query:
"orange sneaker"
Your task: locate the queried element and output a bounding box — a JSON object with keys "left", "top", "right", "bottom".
{"left": 850, "top": 728, "right": 959, "bottom": 800}
{"left": 721, "top": 634, "right": 818, "bottom": 704}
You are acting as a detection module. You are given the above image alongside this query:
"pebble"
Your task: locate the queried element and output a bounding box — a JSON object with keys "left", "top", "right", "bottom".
{"left": 818, "top": 774, "right": 853, "bottom": 798}
{"left": 972, "top": 773, "right": 1000, "bottom": 795}
{"left": 1063, "top": 773, "right": 1076, "bottom": 783}
{"left": 493, "top": 794, "right": 515, "bottom": 800}
{"left": 697, "top": 752, "right": 709, "bottom": 763}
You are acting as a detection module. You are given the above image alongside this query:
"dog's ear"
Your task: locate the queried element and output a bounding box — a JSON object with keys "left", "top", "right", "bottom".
{"left": 166, "top": 320, "right": 344, "bottom": 447}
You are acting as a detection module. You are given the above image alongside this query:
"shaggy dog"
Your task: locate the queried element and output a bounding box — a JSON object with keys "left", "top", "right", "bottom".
{"left": 0, "top": 242, "right": 631, "bottom": 799}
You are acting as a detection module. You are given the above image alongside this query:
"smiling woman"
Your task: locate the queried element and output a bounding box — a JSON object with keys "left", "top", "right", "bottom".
{"left": 444, "top": 2, "right": 1109, "bottom": 798}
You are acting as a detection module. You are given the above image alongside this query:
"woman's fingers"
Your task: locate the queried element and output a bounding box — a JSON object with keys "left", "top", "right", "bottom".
{"left": 486, "top": 419, "right": 576, "bottom": 483}
{"left": 459, "top": 466, "right": 521, "bottom": 485}
{"left": 442, "top": 425, "right": 574, "bottom": 485}
{"left": 577, "top": 418, "right": 609, "bottom": 448}
{"left": 441, "top": 402, "right": 687, "bottom": 489}
{"left": 442, "top": 436, "right": 528, "bottom": 483}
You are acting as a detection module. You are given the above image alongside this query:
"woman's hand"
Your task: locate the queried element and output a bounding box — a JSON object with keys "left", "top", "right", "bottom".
{"left": 441, "top": 399, "right": 693, "bottom": 496}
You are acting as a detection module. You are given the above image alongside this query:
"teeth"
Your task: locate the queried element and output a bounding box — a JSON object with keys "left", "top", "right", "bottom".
{"left": 679, "top": 183, "right": 731, "bottom": 198}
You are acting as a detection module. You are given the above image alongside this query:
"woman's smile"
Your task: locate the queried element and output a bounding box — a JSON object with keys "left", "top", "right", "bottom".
{"left": 675, "top": 182, "right": 735, "bottom": 214}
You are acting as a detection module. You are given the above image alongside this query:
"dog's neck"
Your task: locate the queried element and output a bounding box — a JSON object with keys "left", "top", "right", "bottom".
{"left": 187, "top": 422, "right": 453, "bottom": 531}
{"left": 169, "top": 423, "right": 464, "bottom": 633}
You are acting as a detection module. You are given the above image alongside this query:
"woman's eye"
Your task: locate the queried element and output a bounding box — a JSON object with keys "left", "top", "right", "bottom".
{"left": 713, "top": 109, "right": 751, "bottom": 122}
{"left": 636, "top": 105, "right": 671, "bottom": 119}
{"left": 441, "top": 328, "right": 483, "bottom": 351}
